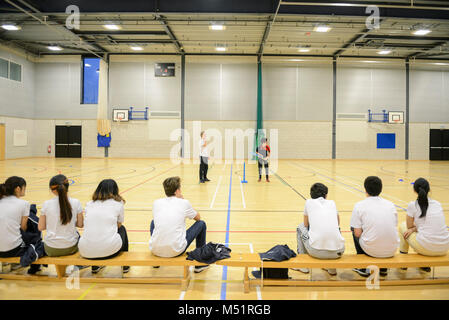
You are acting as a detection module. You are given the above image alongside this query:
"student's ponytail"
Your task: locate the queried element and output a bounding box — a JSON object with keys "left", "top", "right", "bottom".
{"left": 50, "top": 175, "right": 72, "bottom": 225}
{"left": 413, "top": 177, "right": 430, "bottom": 218}
{"left": 0, "top": 177, "right": 26, "bottom": 200}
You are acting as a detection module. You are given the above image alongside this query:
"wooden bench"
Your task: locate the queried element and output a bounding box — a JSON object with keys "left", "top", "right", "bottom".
{"left": 0, "top": 252, "right": 207, "bottom": 290}
{"left": 216, "top": 253, "right": 449, "bottom": 293}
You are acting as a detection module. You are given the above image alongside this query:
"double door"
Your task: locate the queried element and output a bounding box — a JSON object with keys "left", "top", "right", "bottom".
{"left": 430, "top": 129, "right": 449, "bottom": 160}
{"left": 55, "top": 126, "right": 82, "bottom": 158}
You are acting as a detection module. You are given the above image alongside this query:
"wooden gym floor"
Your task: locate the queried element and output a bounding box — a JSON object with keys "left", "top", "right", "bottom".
{"left": 0, "top": 157, "right": 448, "bottom": 300}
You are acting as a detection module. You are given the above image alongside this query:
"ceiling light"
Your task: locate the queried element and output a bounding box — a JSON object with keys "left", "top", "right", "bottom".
{"left": 2, "top": 24, "right": 21, "bottom": 31}
{"left": 103, "top": 24, "right": 121, "bottom": 30}
{"left": 377, "top": 49, "right": 392, "bottom": 55}
{"left": 298, "top": 48, "right": 310, "bottom": 53}
{"left": 48, "top": 46, "right": 63, "bottom": 51}
{"left": 412, "top": 29, "right": 431, "bottom": 36}
{"left": 209, "top": 24, "right": 226, "bottom": 31}
{"left": 215, "top": 46, "right": 227, "bottom": 52}
{"left": 130, "top": 46, "right": 144, "bottom": 51}
{"left": 434, "top": 62, "right": 449, "bottom": 66}
{"left": 314, "top": 25, "right": 331, "bottom": 33}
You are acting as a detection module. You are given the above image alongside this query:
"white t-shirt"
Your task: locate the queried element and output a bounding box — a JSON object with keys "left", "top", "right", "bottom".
{"left": 0, "top": 196, "right": 30, "bottom": 252}
{"left": 149, "top": 197, "right": 197, "bottom": 257}
{"left": 350, "top": 196, "right": 399, "bottom": 258}
{"left": 41, "top": 197, "right": 83, "bottom": 249}
{"left": 199, "top": 138, "right": 208, "bottom": 157}
{"left": 407, "top": 199, "right": 449, "bottom": 253}
{"left": 304, "top": 198, "right": 345, "bottom": 251}
{"left": 78, "top": 199, "right": 124, "bottom": 258}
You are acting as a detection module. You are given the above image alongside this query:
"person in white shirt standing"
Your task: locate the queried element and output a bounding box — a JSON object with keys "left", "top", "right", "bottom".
{"left": 78, "top": 179, "right": 130, "bottom": 274}
{"left": 294, "top": 183, "right": 345, "bottom": 276}
{"left": 0, "top": 176, "right": 41, "bottom": 274}
{"left": 149, "top": 176, "right": 209, "bottom": 273}
{"left": 38, "top": 174, "right": 84, "bottom": 257}
{"left": 199, "top": 131, "right": 210, "bottom": 183}
{"left": 399, "top": 178, "right": 449, "bottom": 272}
{"left": 350, "top": 176, "right": 399, "bottom": 278}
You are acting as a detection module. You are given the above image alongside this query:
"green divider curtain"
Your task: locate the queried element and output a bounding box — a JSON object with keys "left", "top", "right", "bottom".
{"left": 253, "top": 60, "right": 264, "bottom": 159}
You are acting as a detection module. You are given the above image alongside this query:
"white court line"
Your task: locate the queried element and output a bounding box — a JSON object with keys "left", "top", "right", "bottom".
{"left": 249, "top": 243, "right": 262, "bottom": 300}
{"left": 238, "top": 176, "right": 246, "bottom": 209}
{"left": 210, "top": 175, "right": 223, "bottom": 209}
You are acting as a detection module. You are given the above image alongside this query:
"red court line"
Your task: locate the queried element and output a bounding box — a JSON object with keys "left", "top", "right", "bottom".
{"left": 120, "top": 164, "right": 179, "bottom": 195}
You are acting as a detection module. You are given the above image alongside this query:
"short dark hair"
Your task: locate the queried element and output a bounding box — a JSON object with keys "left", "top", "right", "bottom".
{"left": 163, "top": 176, "right": 181, "bottom": 197}
{"left": 364, "top": 176, "right": 382, "bottom": 196}
{"left": 310, "top": 183, "right": 328, "bottom": 199}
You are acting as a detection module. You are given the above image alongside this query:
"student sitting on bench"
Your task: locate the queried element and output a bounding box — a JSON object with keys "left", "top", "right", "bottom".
{"left": 350, "top": 176, "right": 399, "bottom": 277}
{"left": 78, "top": 179, "right": 130, "bottom": 274}
{"left": 38, "top": 174, "right": 84, "bottom": 257}
{"left": 149, "top": 176, "right": 209, "bottom": 273}
{"left": 399, "top": 178, "right": 449, "bottom": 272}
{"left": 294, "top": 183, "right": 345, "bottom": 276}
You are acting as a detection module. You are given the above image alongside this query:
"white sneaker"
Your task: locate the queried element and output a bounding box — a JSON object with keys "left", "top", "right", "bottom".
{"left": 10, "top": 263, "right": 24, "bottom": 271}
{"left": 292, "top": 268, "right": 309, "bottom": 274}
{"left": 194, "top": 265, "right": 210, "bottom": 273}
{"left": 323, "top": 268, "right": 337, "bottom": 276}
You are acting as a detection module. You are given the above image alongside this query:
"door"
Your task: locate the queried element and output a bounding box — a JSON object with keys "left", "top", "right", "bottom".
{"left": 0, "top": 124, "right": 4, "bottom": 160}
{"left": 430, "top": 129, "right": 449, "bottom": 161}
{"left": 55, "top": 126, "right": 82, "bottom": 158}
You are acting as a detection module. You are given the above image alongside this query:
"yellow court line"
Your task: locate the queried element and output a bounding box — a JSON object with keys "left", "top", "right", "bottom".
{"left": 77, "top": 283, "right": 97, "bottom": 300}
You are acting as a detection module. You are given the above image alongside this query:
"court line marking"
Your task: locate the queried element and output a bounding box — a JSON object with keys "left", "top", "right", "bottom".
{"left": 210, "top": 175, "right": 223, "bottom": 209}
{"left": 249, "top": 243, "right": 262, "bottom": 301}
{"left": 238, "top": 176, "right": 246, "bottom": 209}
{"left": 77, "top": 283, "right": 96, "bottom": 300}
{"left": 271, "top": 170, "right": 307, "bottom": 200}
{"left": 220, "top": 164, "right": 233, "bottom": 301}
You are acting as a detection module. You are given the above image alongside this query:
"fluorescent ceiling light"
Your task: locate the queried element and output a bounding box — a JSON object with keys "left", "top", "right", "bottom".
{"left": 209, "top": 24, "right": 226, "bottom": 31}
{"left": 103, "top": 24, "right": 121, "bottom": 30}
{"left": 215, "top": 47, "right": 227, "bottom": 52}
{"left": 48, "top": 46, "right": 63, "bottom": 51}
{"left": 361, "top": 60, "right": 379, "bottom": 63}
{"left": 377, "top": 49, "right": 392, "bottom": 55}
{"left": 2, "top": 24, "right": 21, "bottom": 31}
{"left": 130, "top": 46, "right": 143, "bottom": 51}
{"left": 412, "top": 29, "right": 431, "bottom": 36}
{"left": 298, "top": 48, "right": 310, "bottom": 53}
{"left": 434, "top": 62, "right": 449, "bottom": 66}
{"left": 314, "top": 25, "right": 331, "bottom": 32}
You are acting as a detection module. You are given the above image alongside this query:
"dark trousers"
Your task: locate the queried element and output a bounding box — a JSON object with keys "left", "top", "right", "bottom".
{"left": 0, "top": 243, "right": 26, "bottom": 258}
{"left": 150, "top": 220, "right": 207, "bottom": 256}
{"left": 258, "top": 160, "right": 269, "bottom": 178}
{"left": 351, "top": 227, "right": 387, "bottom": 272}
{"left": 199, "top": 156, "right": 209, "bottom": 181}
{"left": 89, "top": 225, "right": 129, "bottom": 260}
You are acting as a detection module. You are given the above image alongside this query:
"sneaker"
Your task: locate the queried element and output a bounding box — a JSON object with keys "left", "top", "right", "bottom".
{"left": 419, "top": 267, "right": 431, "bottom": 273}
{"left": 91, "top": 266, "right": 105, "bottom": 274}
{"left": 292, "top": 268, "right": 309, "bottom": 274}
{"left": 400, "top": 267, "right": 408, "bottom": 271}
{"left": 153, "top": 266, "right": 160, "bottom": 269}
{"left": 379, "top": 268, "right": 388, "bottom": 277}
{"left": 10, "top": 263, "right": 24, "bottom": 271}
{"left": 27, "top": 265, "right": 42, "bottom": 275}
{"left": 194, "top": 265, "right": 209, "bottom": 273}
{"left": 122, "top": 266, "right": 130, "bottom": 273}
{"left": 258, "top": 178, "right": 261, "bottom": 182}
{"left": 199, "top": 180, "right": 205, "bottom": 183}
{"left": 204, "top": 178, "right": 211, "bottom": 182}
{"left": 266, "top": 178, "right": 270, "bottom": 182}
{"left": 352, "top": 268, "right": 370, "bottom": 277}
{"left": 323, "top": 268, "right": 337, "bottom": 276}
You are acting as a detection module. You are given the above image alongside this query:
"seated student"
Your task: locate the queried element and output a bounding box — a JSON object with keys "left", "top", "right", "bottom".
{"left": 0, "top": 176, "right": 41, "bottom": 274}
{"left": 350, "top": 176, "right": 399, "bottom": 277}
{"left": 78, "top": 179, "right": 130, "bottom": 274}
{"left": 399, "top": 178, "right": 449, "bottom": 272}
{"left": 149, "top": 176, "right": 209, "bottom": 273}
{"left": 38, "top": 174, "right": 84, "bottom": 257}
{"left": 294, "top": 183, "right": 345, "bottom": 276}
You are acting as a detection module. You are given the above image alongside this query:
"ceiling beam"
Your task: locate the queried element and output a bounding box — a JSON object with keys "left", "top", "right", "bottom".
{"left": 72, "top": 30, "right": 168, "bottom": 36}
{"left": 407, "top": 41, "right": 448, "bottom": 58}
{"left": 258, "top": 0, "right": 282, "bottom": 59}
{"left": 364, "top": 35, "right": 449, "bottom": 41}
{"left": 155, "top": 14, "right": 184, "bottom": 54}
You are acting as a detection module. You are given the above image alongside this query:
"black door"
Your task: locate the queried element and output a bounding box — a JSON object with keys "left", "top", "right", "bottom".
{"left": 55, "top": 126, "right": 82, "bottom": 158}
{"left": 430, "top": 129, "right": 449, "bottom": 161}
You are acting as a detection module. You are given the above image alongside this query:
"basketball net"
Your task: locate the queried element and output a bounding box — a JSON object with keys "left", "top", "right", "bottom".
{"left": 97, "top": 59, "right": 111, "bottom": 136}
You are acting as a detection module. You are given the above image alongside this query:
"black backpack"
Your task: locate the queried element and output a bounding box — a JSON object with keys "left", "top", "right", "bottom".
{"left": 252, "top": 268, "right": 289, "bottom": 279}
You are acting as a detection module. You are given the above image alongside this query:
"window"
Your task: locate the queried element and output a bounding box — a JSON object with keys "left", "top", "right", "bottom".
{"left": 82, "top": 57, "right": 100, "bottom": 104}
{"left": 9, "top": 61, "right": 21, "bottom": 81}
{"left": 0, "top": 58, "right": 9, "bottom": 79}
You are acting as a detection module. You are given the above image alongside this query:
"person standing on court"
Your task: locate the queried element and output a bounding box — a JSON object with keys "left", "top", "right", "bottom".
{"left": 350, "top": 176, "right": 399, "bottom": 278}
{"left": 199, "top": 131, "right": 210, "bottom": 183}
{"left": 256, "top": 138, "right": 270, "bottom": 182}
{"left": 78, "top": 179, "right": 130, "bottom": 274}
{"left": 399, "top": 178, "right": 449, "bottom": 272}
{"left": 149, "top": 176, "right": 209, "bottom": 273}
{"left": 38, "top": 174, "right": 84, "bottom": 257}
{"left": 294, "top": 183, "right": 345, "bottom": 276}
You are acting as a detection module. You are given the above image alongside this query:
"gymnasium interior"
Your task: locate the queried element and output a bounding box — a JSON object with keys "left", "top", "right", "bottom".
{"left": 0, "top": 0, "right": 448, "bottom": 301}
